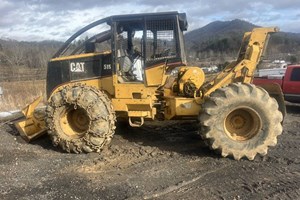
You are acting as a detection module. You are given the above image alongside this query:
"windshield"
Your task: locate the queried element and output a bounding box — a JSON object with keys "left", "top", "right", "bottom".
{"left": 52, "top": 18, "right": 111, "bottom": 58}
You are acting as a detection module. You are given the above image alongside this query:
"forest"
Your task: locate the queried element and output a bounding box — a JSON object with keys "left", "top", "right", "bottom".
{"left": 1, "top": 19, "right": 300, "bottom": 82}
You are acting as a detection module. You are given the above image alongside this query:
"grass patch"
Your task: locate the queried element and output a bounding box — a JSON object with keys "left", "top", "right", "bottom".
{"left": 0, "top": 80, "right": 46, "bottom": 112}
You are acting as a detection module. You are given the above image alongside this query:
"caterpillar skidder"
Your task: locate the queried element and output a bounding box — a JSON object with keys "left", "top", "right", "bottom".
{"left": 15, "top": 12, "right": 285, "bottom": 160}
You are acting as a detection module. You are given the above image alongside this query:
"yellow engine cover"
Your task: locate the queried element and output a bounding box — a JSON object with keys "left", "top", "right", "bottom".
{"left": 178, "top": 67, "right": 205, "bottom": 97}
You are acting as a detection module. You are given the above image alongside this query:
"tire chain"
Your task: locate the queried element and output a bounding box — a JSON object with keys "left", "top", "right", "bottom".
{"left": 45, "top": 83, "right": 116, "bottom": 153}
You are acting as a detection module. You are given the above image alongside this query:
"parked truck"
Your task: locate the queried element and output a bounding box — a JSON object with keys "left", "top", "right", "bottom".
{"left": 253, "top": 65, "right": 300, "bottom": 103}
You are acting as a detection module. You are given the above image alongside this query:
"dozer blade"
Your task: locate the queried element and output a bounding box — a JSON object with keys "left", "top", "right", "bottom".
{"left": 14, "top": 96, "right": 47, "bottom": 142}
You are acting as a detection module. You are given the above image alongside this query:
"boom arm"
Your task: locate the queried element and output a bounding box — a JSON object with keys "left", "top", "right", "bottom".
{"left": 201, "top": 27, "right": 279, "bottom": 97}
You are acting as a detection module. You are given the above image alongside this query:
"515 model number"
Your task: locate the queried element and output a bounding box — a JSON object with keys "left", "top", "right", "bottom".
{"left": 104, "top": 64, "right": 111, "bottom": 70}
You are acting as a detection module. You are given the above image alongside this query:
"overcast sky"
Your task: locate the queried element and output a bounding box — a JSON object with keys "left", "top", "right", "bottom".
{"left": 1, "top": 0, "right": 300, "bottom": 41}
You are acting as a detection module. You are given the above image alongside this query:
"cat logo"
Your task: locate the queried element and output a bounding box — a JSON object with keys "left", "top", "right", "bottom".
{"left": 70, "top": 62, "right": 85, "bottom": 72}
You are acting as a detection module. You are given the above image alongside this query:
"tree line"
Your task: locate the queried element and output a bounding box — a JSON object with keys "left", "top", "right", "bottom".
{"left": 0, "top": 39, "right": 62, "bottom": 81}
{"left": 186, "top": 32, "right": 300, "bottom": 66}
{"left": 1, "top": 31, "right": 300, "bottom": 82}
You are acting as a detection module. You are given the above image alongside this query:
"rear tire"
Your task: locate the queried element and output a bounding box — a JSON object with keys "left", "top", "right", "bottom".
{"left": 199, "top": 83, "right": 283, "bottom": 160}
{"left": 46, "top": 84, "right": 116, "bottom": 153}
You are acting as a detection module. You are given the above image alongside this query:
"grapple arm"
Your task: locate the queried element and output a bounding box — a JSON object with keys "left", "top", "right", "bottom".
{"left": 201, "top": 27, "right": 279, "bottom": 97}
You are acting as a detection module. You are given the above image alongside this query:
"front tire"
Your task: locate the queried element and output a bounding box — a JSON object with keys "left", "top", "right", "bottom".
{"left": 46, "top": 84, "right": 116, "bottom": 153}
{"left": 199, "top": 83, "right": 283, "bottom": 160}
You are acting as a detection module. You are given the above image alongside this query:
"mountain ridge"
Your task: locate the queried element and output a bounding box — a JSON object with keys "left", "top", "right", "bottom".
{"left": 185, "top": 19, "right": 258, "bottom": 43}
{"left": 184, "top": 19, "right": 300, "bottom": 62}
{"left": 1, "top": 18, "right": 300, "bottom": 68}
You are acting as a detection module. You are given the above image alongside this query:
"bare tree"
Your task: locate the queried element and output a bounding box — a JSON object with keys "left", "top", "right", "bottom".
{"left": 0, "top": 41, "right": 26, "bottom": 67}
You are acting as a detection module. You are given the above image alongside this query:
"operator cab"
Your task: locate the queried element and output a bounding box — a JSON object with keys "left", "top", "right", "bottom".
{"left": 110, "top": 12, "right": 188, "bottom": 83}
{"left": 47, "top": 12, "right": 187, "bottom": 97}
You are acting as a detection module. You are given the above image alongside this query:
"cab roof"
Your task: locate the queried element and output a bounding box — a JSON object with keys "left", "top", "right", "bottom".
{"left": 107, "top": 11, "right": 188, "bottom": 31}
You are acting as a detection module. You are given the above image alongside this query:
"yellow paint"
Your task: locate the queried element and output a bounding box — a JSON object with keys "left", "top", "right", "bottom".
{"left": 14, "top": 97, "right": 46, "bottom": 142}
{"left": 101, "top": 76, "right": 114, "bottom": 95}
{"left": 50, "top": 51, "right": 111, "bottom": 61}
{"left": 144, "top": 64, "right": 166, "bottom": 86}
{"left": 202, "top": 27, "right": 279, "bottom": 97}
{"left": 16, "top": 27, "right": 279, "bottom": 141}
{"left": 177, "top": 67, "right": 205, "bottom": 95}
{"left": 112, "top": 82, "right": 157, "bottom": 119}
{"left": 164, "top": 96, "right": 202, "bottom": 120}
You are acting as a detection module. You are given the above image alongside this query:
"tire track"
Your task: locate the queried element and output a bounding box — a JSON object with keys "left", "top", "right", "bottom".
{"left": 127, "top": 164, "right": 230, "bottom": 200}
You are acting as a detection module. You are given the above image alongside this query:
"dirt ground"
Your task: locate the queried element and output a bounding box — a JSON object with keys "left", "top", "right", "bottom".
{"left": 0, "top": 103, "right": 300, "bottom": 200}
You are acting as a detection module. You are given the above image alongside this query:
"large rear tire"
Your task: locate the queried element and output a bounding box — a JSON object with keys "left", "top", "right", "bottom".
{"left": 46, "top": 84, "right": 116, "bottom": 153}
{"left": 199, "top": 83, "right": 283, "bottom": 160}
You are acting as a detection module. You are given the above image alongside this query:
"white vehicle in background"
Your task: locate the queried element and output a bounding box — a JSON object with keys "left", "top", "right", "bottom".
{"left": 255, "top": 60, "right": 288, "bottom": 77}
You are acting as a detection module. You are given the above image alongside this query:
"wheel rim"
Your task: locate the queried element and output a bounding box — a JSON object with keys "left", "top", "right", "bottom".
{"left": 60, "top": 106, "right": 90, "bottom": 138}
{"left": 224, "top": 107, "right": 262, "bottom": 141}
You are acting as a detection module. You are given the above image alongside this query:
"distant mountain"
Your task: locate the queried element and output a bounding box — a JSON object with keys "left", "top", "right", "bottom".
{"left": 185, "top": 19, "right": 257, "bottom": 45}
{"left": 184, "top": 19, "right": 300, "bottom": 63}
{"left": 1, "top": 19, "right": 300, "bottom": 69}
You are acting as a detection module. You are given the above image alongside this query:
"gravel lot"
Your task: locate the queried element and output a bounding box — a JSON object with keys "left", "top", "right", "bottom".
{"left": 0, "top": 103, "right": 300, "bottom": 200}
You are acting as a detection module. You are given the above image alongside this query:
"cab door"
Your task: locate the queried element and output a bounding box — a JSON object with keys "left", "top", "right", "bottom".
{"left": 112, "top": 20, "right": 156, "bottom": 121}
{"left": 144, "top": 17, "right": 183, "bottom": 86}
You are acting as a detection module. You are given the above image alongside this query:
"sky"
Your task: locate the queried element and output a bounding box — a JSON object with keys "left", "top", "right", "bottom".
{"left": 1, "top": 0, "right": 300, "bottom": 41}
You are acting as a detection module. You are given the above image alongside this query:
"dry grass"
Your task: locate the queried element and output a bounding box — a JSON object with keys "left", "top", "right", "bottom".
{"left": 0, "top": 80, "right": 46, "bottom": 112}
{"left": 0, "top": 73, "right": 217, "bottom": 112}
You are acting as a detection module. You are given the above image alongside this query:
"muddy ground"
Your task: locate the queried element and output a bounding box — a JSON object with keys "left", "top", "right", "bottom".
{"left": 0, "top": 103, "right": 300, "bottom": 200}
